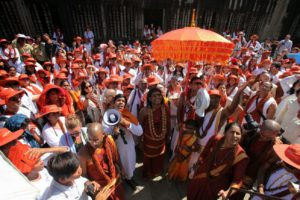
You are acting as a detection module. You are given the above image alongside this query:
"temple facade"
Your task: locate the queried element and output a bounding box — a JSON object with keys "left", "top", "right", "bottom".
{"left": 0, "top": 0, "right": 299, "bottom": 44}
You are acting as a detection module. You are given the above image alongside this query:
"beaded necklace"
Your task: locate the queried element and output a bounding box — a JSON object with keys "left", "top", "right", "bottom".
{"left": 148, "top": 106, "right": 167, "bottom": 141}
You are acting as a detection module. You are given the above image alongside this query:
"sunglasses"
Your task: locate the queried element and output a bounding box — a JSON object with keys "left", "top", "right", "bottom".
{"left": 85, "top": 85, "right": 92, "bottom": 89}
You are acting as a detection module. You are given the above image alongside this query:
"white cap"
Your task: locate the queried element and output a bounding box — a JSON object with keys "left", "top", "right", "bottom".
{"left": 16, "top": 34, "right": 26, "bottom": 39}
{"left": 195, "top": 88, "right": 210, "bottom": 117}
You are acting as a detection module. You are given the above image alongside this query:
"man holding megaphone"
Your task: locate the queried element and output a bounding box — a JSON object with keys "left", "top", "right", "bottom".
{"left": 103, "top": 94, "right": 143, "bottom": 190}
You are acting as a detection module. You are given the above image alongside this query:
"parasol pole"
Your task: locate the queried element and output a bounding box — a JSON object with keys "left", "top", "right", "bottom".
{"left": 185, "top": 9, "right": 196, "bottom": 97}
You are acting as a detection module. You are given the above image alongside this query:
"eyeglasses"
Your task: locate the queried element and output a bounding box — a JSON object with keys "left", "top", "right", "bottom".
{"left": 88, "top": 68, "right": 95, "bottom": 71}
{"left": 85, "top": 85, "right": 92, "bottom": 89}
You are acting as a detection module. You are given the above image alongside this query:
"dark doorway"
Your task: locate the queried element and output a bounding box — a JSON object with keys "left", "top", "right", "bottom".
{"left": 144, "top": 8, "right": 163, "bottom": 29}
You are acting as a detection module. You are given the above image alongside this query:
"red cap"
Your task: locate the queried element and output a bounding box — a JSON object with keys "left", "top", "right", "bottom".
{"left": 141, "top": 64, "right": 154, "bottom": 72}
{"left": 108, "top": 53, "right": 117, "bottom": 59}
{"left": 208, "top": 90, "right": 221, "bottom": 97}
{"left": 73, "top": 58, "right": 84, "bottom": 63}
{"left": 0, "top": 128, "right": 24, "bottom": 146}
{"left": 25, "top": 57, "right": 36, "bottom": 63}
{"left": 57, "top": 58, "right": 67, "bottom": 64}
{"left": 147, "top": 75, "right": 160, "bottom": 86}
{"left": 213, "top": 74, "right": 227, "bottom": 81}
{"left": 125, "top": 84, "right": 134, "bottom": 90}
{"left": 93, "top": 54, "right": 101, "bottom": 60}
{"left": 24, "top": 61, "right": 35, "bottom": 67}
{"left": 21, "top": 53, "right": 31, "bottom": 58}
{"left": 0, "top": 88, "right": 24, "bottom": 104}
{"left": 8, "top": 143, "right": 41, "bottom": 174}
{"left": 35, "top": 104, "right": 62, "bottom": 118}
{"left": 123, "top": 73, "right": 133, "bottom": 80}
{"left": 96, "top": 68, "right": 108, "bottom": 74}
{"left": 0, "top": 77, "right": 20, "bottom": 87}
{"left": 55, "top": 73, "right": 68, "bottom": 80}
{"left": 18, "top": 74, "right": 30, "bottom": 80}
{"left": 0, "top": 70, "right": 8, "bottom": 77}
{"left": 228, "top": 75, "right": 238, "bottom": 80}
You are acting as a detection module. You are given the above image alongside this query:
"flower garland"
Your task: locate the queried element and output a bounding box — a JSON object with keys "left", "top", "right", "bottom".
{"left": 148, "top": 106, "right": 167, "bottom": 141}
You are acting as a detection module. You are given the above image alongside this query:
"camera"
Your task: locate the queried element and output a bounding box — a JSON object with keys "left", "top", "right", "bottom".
{"left": 243, "top": 114, "right": 259, "bottom": 132}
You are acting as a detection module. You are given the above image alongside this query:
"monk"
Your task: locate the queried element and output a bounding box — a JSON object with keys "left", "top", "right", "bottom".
{"left": 240, "top": 120, "right": 282, "bottom": 196}
{"left": 78, "top": 123, "right": 124, "bottom": 200}
{"left": 168, "top": 119, "right": 199, "bottom": 181}
{"left": 139, "top": 88, "right": 170, "bottom": 179}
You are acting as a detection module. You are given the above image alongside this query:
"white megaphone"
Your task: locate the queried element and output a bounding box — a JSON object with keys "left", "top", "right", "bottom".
{"left": 103, "top": 109, "right": 127, "bottom": 144}
{"left": 195, "top": 88, "right": 210, "bottom": 117}
{"left": 103, "top": 109, "right": 121, "bottom": 126}
{"left": 289, "top": 181, "right": 300, "bottom": 194}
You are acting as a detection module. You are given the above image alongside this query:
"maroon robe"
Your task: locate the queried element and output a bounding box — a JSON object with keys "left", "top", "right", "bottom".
{"left": 187, "top": 135, "right": 249, "bottom": 200}
{"left": 142, "top": 106, "right": 170, "bottom": 179}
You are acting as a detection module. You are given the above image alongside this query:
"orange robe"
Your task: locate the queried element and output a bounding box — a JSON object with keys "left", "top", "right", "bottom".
{"left": 142, "top": 106, "right": 170, "bottom": 179}
{"left": 187, "top": 135, "right": 249, "bottom": 200}
{"left": 86, "top": 136, "right": 124, "bottom": 200}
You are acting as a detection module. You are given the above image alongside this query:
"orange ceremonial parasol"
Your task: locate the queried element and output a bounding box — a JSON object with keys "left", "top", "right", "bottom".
{"left": 151, "top": 9, "right": 234, "bottom": 64}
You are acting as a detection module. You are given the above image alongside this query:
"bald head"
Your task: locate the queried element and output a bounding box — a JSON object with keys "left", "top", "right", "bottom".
{"left": 262, "top": 120, "right": 281, "bottom": 132}
{"left": 87, "top": 123, "right": 104, "bottom": 149}
{"left": 87, "top": 123, "right": 103, "bottom": 137}
{"left": 104, "top": 89, "right": 116, "bottom": 104}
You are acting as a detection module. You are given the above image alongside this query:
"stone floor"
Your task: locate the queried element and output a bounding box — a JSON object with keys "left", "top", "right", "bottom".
{"left": 123, "top": 148, "right": 187, "bottom": 200}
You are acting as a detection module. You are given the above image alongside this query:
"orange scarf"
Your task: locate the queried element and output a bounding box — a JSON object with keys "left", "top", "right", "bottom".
{"left": 24, "top": 85, "right": 42, "bottom": 95}
{"left": 121, "top": 108, "right": 139, "bottom": 125}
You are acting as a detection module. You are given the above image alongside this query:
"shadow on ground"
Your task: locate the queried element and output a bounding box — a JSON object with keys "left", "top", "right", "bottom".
{"left": 123, "top": 147, "right": 187, "bottom": 200}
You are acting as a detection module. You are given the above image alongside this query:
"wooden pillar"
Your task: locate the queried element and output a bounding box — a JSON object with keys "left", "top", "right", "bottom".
{"left": 259, "top": 0, "right": 290, "bottom": 40}
{"left": 13, "top": 0, "right": 35, "bottom": 35}
{"left": 101, "top": 4, "right": 107, "bottom": 40}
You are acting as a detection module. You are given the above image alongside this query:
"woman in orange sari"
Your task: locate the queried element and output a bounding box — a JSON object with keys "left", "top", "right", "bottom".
{"left": 139, "top": 88, "right": 170, "bottom": 179}
{"left": 168, "top": 119, "right": 198, "bottom": 181}
{"left": 187, "top": 122, "right": 249, "bottom": 200}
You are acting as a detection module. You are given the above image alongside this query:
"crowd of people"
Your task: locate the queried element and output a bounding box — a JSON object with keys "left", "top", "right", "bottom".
{"left": 0, "top": 27, "right": 300, "bottom": 200}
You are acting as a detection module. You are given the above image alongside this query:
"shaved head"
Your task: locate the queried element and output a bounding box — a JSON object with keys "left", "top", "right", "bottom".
{"left": 260, "top": 120, "right": 281, "bottom": 141}
{"left": 87, "top": 123, "right": 103, "bottom": 137}
{"left": 87, "top": 123, "right": 104, "bottom": 149}
{"left": 262, "top": 120, "right": 281, "bottom": 132}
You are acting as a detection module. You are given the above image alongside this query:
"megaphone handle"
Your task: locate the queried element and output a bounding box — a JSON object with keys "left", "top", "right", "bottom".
{"left": 120, "top": 129, "right": 128, "bottom": 144}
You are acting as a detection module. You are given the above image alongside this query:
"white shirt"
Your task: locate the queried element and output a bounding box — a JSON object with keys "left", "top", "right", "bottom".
{"left": 103, "top": 122, "right": 143, "bottom": 179}
{"left": 279, "top": 39, "right": 293, "bottom": 53}
{"left": 42, "top": 117, "right": 66, "bottom": 147}
{"left": 40, "top": 176, "right": 91, "bottom": 200}
{"left": 32, "top": 169, "right": 53, "bottom": 200}
{"left": 84, "top": 31, "right": 94, "bottom": 45}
